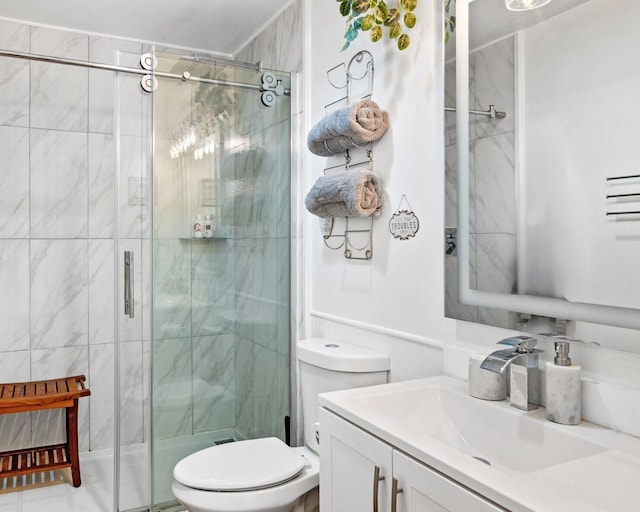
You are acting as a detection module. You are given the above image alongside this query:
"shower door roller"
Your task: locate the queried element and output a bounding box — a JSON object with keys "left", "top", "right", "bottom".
{"left": 140, "top": 75, "right": 158, "bottom": 93}
{"left": 140, "top": 53, "right": 158, "bottom": 71}
{"left": 261, "top": 90, "right": 276, "bottom": 107}
{"left": 261, "top": 72, "right": 276, "bottom": 87}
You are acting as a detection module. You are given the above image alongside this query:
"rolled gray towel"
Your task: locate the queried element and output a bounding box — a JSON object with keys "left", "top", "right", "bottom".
{"left": 307, "top": 100, "right": 389, "bottom": 156}
{"left": 305, "top": 169, "right": 383, "bottom": 218}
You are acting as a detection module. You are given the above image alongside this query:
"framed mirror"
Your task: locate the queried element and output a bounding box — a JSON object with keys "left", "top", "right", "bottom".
{"left": 444, "top": 0, "right": 640, "bottom": 351}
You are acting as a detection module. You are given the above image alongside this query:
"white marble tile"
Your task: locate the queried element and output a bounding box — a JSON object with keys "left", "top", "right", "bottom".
{"left": 30, "top": 129, "right": 88, "bottom": 239}
{"left": 30, "top": 60, "right": 88, "bottom": 131}
{"left": 192, "top": 335, "right": 235, "bottom": 433}
{"left": 88, "top": 69, "right": 115, "bottom": 135}
{"left": 473, "top": 36, "right": 515, "bottom": 138}
{"left": 191, "top": 241, "right": 232, "bottom": 337}
{"left": 88, "top": 240, "right": 115, "bottom": 345}
{"left": 119, "top": 135, "right": 149, "bottom": 239}
{"left": 119, "top": 341, "right": 144, "bottom": 445}
{"left": 30, "top": 240, "right": 88, "bottom": 349}
{"left": 89, "top": 344, "right": 115, "bottom": 450}
{"left": 153, "top": 239, "right": 192, "bottom": 340}
{"left": 0, "top": 57, "right": 29, "bottom": 128}
{"left": 153, "top": 139, "right": 199, "bottom": 239}
{"left": 88, "top": 133, "right": 115, "bottom": 238}
{"left": 30, "top": 27, "right": 87, "bottom": 60}
{"left": 118, "top": 74, "right": 148, "bottom": 138}
{"left": 474, "top": 132, "right": 516, "bottom": 235}
{"left": 0, "top": 20, "right": 30, "bottom": 52}
{"left": 30, "top": 28, "right": 88, "bottom": 130}
{"left": 30, "top": 346, "right": 90, "bottom": 451}
{"left": 0, "top": 126, "right": 29, "bottom": 237}
{"left": 152, "top": 338, "right": 193, "bottom": 439}
{"left": 0, "top": 240, "right": 30, "bottom": 352}
{"left": 476, "top": 233, "right": 516, "bottom": 294}
{"left": 89, "top": 37, "right": 142, "bottom": 67}
{"left": 476, "top": 233, "right": 518, "bottom": 329}
{"left": 235, "top": 0, "right": 303, "bottom": 73}
{"left": 0, "top": 22, "right": 30, "bottom": 127}
{"left": 234, "top": 336, "right": 254, "bottom": 438}
{"left": 0, "top": 351, "right": 31, "bottom": 451}
{"left": 253, "top": 345, "right": 281, "bottom": 439}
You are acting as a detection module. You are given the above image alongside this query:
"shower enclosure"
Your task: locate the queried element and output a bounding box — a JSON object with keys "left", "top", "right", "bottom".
{"left": 150, "top": 52, "right": 292, "bottom": 508}
{"left": 0, "top": 23, "right": 291, "bottom": 512}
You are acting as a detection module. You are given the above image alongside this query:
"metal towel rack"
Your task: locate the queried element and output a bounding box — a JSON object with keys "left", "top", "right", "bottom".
{"left": 444, "top": 104, "right": 507, "bottom": 120}
{"left": 605, "top": 174, "right": 640, "bottom": 218}
{"left": 319, "top": 50, "right": 378, "bottom": 260}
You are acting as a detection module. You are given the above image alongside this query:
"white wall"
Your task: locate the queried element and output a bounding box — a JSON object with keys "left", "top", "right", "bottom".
{"left": 305, "top": 0, "right": 451, "bottom": 382}
{"left": 304, "top": 0, "right": 640, "bottom": 438}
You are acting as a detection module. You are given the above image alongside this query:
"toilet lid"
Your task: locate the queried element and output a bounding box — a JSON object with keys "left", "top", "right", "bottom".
{"left": 173, "top": 437, "right": 305, "bottom": 491}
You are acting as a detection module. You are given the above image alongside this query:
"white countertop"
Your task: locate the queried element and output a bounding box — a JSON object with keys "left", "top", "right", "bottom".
{"left": 318, "top": 375, "right": 640, "bottom": 512}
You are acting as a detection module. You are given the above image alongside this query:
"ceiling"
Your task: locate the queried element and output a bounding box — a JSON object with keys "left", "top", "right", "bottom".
{"left": 0, "top": 0, "right": 294, "bottom": 57}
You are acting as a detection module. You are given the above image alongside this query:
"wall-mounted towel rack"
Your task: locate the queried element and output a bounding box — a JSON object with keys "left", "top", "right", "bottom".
{"left": 444, "top": 104, "right": 507, "bottom": 120}
{"left": 605, "top": 174, "right": 640, "bottom": 218}
{"left": 319, "top": 50, "right": 378, "bottom": 260}
{"left": 325, "top": 50, "right": 374, "bottom": 113}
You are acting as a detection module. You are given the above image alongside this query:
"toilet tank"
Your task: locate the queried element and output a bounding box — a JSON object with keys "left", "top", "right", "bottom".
{"left": 297, "top": 338, "right": 389, "bottom": 453}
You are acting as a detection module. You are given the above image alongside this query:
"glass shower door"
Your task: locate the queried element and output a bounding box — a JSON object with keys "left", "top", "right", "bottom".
{"left": 114, "top": 48, "right": 153, "bottom": 512}
{"left": 150, "top": 53, "right": 292, "bottom": 508}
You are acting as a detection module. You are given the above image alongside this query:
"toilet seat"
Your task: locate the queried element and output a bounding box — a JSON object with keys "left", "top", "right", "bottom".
{"left": 173, "top": 437, "right": 305, "bottom": 492}
{"left": 172, "top": 446, "right": 319, "bottom": 512}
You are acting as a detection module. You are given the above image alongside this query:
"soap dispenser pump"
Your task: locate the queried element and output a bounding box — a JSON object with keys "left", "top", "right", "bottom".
{"left": 545, "top": 341, "right": 581, "bottom": 425}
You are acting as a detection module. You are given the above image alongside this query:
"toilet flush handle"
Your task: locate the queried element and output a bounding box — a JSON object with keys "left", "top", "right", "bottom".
{"left": 313, "top": 422, "right": 320, "bottom": 445}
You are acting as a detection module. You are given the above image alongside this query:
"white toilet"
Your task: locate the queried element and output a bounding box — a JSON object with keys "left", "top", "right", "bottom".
{"left": 172, "top": 338, "right": 390, "bottom": 512}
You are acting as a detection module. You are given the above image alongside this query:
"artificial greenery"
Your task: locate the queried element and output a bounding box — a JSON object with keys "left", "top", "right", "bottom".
{"left": 444, "top": 0, "right": 456, "bottom": 44}
{"left": 338, "top": 0, "right": 455, "bottom": 51}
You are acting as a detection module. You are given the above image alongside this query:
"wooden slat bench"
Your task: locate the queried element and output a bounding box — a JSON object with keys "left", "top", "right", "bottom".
{"left": 0, "top": 375, "right": 91, "bottom": 487}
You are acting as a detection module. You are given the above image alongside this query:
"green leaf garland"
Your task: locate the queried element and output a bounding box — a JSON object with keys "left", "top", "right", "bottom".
{"left": 338, "top": 0, "right": 456, "bottom": 51}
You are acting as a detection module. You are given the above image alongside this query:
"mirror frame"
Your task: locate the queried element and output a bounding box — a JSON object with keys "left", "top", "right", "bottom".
{"left": 454, "top": 0, "right": 640, "bottom": 331}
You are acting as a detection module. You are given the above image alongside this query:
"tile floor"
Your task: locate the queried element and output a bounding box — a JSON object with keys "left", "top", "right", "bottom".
{"left": 0, "top": 444, "right": 149, "bottom": 512}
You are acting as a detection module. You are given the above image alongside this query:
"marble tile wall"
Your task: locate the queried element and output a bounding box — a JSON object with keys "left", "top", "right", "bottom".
{"left": 233, "top": 0, "right": 301, "bottom": 442}
{"left": 444, "top": 36, "right": 519, "bottom": 330}
{"left": 0, "top": 19, "right": 150, "bottom": 453}
{"left": 150, "top": 55, "right": 292, "bottom": 443}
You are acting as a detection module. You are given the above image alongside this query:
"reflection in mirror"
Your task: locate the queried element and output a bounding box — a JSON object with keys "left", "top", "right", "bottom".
{"left": 444, "top": 0, "right": 640, "bottom": 352}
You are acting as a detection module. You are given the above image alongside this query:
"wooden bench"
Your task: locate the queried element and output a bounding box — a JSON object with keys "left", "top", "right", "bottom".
{"left": 0, "top": 375, "right": 91, "bottom": 487}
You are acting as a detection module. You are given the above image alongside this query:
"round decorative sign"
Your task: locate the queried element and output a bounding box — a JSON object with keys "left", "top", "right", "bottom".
{"left": 389, "top": 195, "right": 419, "bottom": 240}
{"left": 389, "top": 210, "right": 419, "bottom": 240}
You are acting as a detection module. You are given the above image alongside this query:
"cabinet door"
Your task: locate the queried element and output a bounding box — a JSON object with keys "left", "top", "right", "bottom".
{"left": 320, "top": 408, "right": 393, "bottom": 512}
{"left": 391, "top": 451, "right": 505, "bottom": 512}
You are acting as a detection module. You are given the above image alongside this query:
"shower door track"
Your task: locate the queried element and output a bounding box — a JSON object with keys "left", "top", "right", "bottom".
{"left": 0, "top": 48, "right": 288, "bottom": 93}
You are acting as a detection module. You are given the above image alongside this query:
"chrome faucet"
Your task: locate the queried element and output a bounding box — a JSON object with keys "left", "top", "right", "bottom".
{"left": 481, "top": 335, "right": 541, "bottom": 411}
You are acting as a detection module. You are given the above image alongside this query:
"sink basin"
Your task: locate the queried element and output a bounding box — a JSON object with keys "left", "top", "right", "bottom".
{"left": 330, "top": 379, "right": 605, "bottom": 474}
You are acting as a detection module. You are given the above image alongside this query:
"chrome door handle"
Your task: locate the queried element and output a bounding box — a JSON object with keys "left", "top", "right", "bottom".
{"left": 373, "top": 465, "right": 385, "bottom": 512}
{"left": 391, "top": 477, "right": 403, "bottom": 512}
{"left": 124, "top": 251, "right": 134, "bottom": 319}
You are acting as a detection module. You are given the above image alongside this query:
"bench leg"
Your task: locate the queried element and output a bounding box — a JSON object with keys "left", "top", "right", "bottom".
{"left": 66, "top": 400, "right": 81, "bottom": 487}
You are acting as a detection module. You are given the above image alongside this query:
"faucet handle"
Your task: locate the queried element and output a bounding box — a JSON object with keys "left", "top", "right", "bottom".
{"left": 497, "top": 335, "right": 537, "bottom": 353}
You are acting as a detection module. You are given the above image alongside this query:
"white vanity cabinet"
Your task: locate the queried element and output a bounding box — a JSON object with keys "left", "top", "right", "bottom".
{"left": 319, "top": 408, "right": 505, "bottom": 512}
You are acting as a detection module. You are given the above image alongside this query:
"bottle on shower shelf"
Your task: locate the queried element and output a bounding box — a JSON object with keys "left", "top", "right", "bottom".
{"left": 193, "top": 214, "right": 204, "bottom": 238}
{"left": 204, "top": 215, "right": 213, "bottom": 238}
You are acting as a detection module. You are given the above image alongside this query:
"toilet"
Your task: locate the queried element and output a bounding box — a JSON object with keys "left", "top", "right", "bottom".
{"left": 171, "top": 338, "right": 390, "bottom": 512}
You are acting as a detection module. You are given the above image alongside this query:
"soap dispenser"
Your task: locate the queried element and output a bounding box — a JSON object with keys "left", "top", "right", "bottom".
{"left": 545, "top": 341, "right": 581, "bottom": 425}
